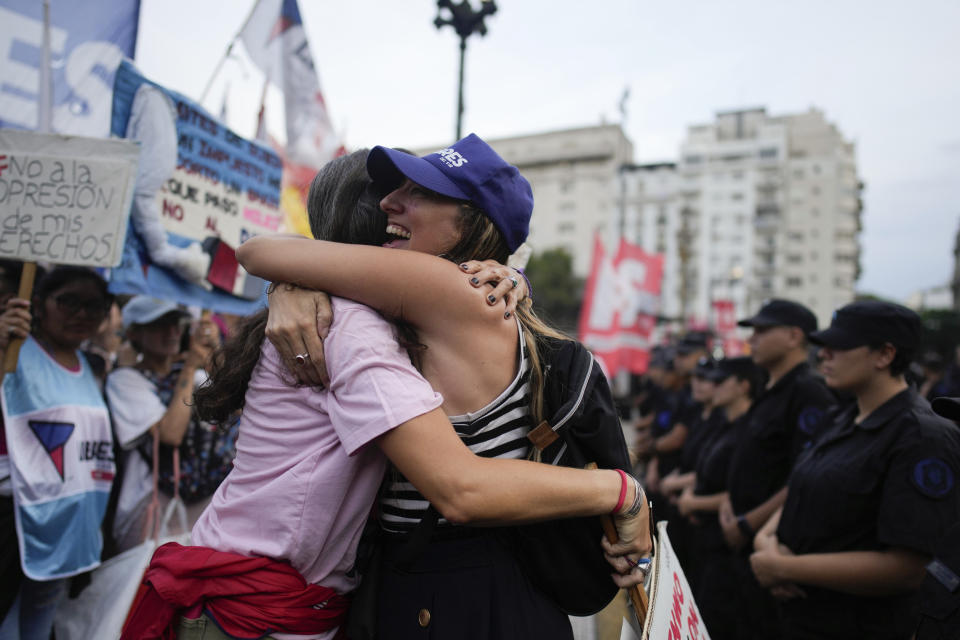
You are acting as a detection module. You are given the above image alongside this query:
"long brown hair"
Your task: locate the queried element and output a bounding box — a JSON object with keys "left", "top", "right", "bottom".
{"left": 194, "top": 150, "right": 386, "bottom": 424}
{"left": 441, "top": 202, "right": 570, "bottom": 426}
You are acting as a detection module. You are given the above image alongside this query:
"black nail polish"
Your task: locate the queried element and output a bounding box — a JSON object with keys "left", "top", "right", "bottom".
{"left": 471, "top": 277, "right": 480, "bottom": 285}
{"left": 504, "top": 311, "right": 511, "bottom": 319}
{"left": 487, "top": 294, "right": 496, "bottom": 303}
{"left": 460, "top": 263, "right": 469, "bottom": 270}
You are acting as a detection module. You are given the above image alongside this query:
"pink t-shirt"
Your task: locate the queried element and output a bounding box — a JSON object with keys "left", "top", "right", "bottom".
{"left": 192, "top": 298, "right": 442, "bottom": 598}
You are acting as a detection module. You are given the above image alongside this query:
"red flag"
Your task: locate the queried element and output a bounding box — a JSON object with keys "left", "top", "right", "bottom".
{"left": 578, "top": 234, "right": 664, "bottom": 377}
{"left": 712, "top": 299, "right": 746, "bottom": 356}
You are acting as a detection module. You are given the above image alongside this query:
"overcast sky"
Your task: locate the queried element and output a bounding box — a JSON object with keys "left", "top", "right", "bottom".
{"left": 135, "top": 0, "right": 960, "bottom": 303}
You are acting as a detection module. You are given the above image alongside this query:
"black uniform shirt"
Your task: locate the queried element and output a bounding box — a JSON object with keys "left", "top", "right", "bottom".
{"left": 651, "top": 386, "right": 697, "bottom": 476}
{"left": 727, "top": 362, "right": 835, "bottom": 514}
{"left": 777, "top": 388, "right": 960, "bottom": 637}
{"left": 679, "top": 407, "right": 724, "bottom": 473}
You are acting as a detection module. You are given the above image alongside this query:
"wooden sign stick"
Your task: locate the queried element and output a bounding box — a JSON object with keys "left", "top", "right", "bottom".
{"left": 588, "top": 462, "right": 649, "bottom": 629}
{"left": 3, "top": 262, "right": 37, "bottom": 375}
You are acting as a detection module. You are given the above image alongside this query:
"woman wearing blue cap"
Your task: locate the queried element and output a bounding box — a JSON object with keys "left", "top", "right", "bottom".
{"left": 124, "top": 145, "right": 650, "bottom": 640}
{"left": 234, "top": 135, "right": 651, "bottom": 639}
{"left": 749, "top": 300, "right": 960, "bottom": 639}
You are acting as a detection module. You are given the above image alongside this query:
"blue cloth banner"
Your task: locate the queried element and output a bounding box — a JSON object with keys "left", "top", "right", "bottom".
{"left": 0, "top": 0, "right": 140, "bottom": 137}
{"left": 109, "top": 61, "right": 282, "bottom": 314}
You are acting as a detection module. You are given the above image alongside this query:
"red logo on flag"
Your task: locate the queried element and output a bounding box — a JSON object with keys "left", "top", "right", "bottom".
{"left": 578, "top": 234, "right": 664, "bottom": 377}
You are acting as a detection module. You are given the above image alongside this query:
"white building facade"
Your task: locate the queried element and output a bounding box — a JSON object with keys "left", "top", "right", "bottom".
{"left": 477, "top": 107, "right": 861, "bottom": 329}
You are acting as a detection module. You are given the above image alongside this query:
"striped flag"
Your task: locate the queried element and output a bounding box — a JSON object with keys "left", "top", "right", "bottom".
{"left": 579, "top": 233, "right": 664, "bottom": 377}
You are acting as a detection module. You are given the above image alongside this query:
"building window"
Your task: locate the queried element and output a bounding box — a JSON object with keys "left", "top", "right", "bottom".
{"left": 731, "top": 192, "right": 744, "bottom": 201}
{"left": 787, "top": 231, "right": 804, "bottom": 241}
{"left": 732, "top": 170, "right": 744, "bottom": 180}
{"left": 793, "top": 169, "right": 804, "bottom": 179}
{"left": 787, "top": 254, "right": 803, "bottom": 264}
{"left": 685, "top": 155, "right": 702, "bottom": 164}
{"left": 559, "top": 202, "right": 575, "bottom": 214}
{"left": 759, "top": 148, "right": 778, "bottom": 159}
{"left": 811, "top": 185, "right": 821, "bottom": 196}
{"left": 557, "top": 222, "right": 575, "bottom": 233}
{"left": 559, "top": 179, "right": 574, "bottom": 193}
{"left": 786, "top": 277, "right": 803, "bottom": 288}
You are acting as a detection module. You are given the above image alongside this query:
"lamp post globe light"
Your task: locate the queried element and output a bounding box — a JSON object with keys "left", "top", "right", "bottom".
{"left": 434, "top": 0, "right": 497, "bottom": 139}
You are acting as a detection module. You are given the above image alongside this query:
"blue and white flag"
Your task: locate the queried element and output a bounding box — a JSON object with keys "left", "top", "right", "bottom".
{"left": 0, "top": 0, "right": 140, "bottom": 137}
{"left": 1, "top": 336, "right": 115, "bottom": 580}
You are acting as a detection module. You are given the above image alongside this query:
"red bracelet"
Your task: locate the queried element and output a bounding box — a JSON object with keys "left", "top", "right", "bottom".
{"left": 612, "top": 469, "right": 628, "bottom": 515}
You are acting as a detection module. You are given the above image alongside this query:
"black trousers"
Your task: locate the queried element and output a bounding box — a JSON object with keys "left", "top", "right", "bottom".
{"left": 375, "top": 532, "right": 573, "bottom": 640}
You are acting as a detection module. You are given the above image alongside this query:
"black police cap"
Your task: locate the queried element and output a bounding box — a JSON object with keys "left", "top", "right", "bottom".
{"left": 737, "top": 298, "right": 818, "bottom": 335}
{"left": 714, "top": 356, "right": 762, "bottom": 382}
{"left": 693, "top": 356, "right": 719, "bottom": 380}
{"left": 676, "top": 330, "right": 711, "bottom": 355}
{"left": 809, "top": 300, "right": 921, "bottom": 351}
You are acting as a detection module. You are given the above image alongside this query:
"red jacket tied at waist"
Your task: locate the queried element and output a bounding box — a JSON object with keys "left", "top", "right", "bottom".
{"left": 121, "top": 542, "right": 350, "bottom": 640}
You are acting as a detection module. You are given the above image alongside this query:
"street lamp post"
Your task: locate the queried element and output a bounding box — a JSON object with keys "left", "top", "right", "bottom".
{"left": 434, "top": 0, "right": 497, "bottom": 140}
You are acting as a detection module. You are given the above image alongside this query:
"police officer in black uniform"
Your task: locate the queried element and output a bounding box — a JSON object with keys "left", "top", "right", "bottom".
{"left": 717, "top": 299, "right": 837, "bottom": 639}
{"left": 675, "top": 357, "right": 765, "bottom": 638}
{"left": 748, "top": 301, "right": 960, "bottom": 639}
{"left": 914, "top": 396, "right": 960, "bottom": 639}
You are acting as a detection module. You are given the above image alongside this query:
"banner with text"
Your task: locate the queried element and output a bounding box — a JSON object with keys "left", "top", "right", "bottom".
{"left": 711, "top": 299, "right": 747, "bottom": 356}
{"left": 109, "top": 61, "right": 282, "bottom": 314}
{"left": 579, "top": 234, "right": 664, "bottom": 377}
{"left": 0, "top": 129, "right": 139, "bottom": 267}
{"left": 0, "top": 0, "right": 140, "bottom": 137}
{"left": 642, "top": 521, "right": 711, "bottom": 640}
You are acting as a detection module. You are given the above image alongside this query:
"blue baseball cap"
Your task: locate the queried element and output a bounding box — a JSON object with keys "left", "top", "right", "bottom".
{"left": 366, "top": 133, "right": 533, "bottom": 253}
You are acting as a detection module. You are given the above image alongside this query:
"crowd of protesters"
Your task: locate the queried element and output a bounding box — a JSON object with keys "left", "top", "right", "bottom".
{"left": 0, "top": 144, "right": 958, "bottom": 639}
{"left": 629, "top": 298, "right": 960, "bottom": 639}
{"left": 0, "top": 260, "right": 240, "bottom": 639}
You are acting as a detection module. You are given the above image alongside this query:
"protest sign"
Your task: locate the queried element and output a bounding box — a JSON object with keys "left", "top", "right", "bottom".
{"left": 110, "top": 61, "right": 283, "bottom": 315}
{"left": 641, "top": 521, "right": 711, "bottom": 640}
{"left": 579, "top": 233, "right": 664, "bottom": 377}
{"left": 0, "top": 0, "right": 139, "bottom": 137}
{"left": 0, "top": 129, "right": 139, "bottom": 267}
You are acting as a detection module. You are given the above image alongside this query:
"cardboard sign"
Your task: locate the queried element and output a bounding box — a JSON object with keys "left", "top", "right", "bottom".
{"left": 0, "top": 129, "right": 138, "bottom": 267}
{"left": 642, "top": 521, "right": 711, "bottom": 640}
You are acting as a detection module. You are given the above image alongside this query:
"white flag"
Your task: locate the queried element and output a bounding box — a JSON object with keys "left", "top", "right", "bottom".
{"left": 239, "top": 0, "right": 340, "bottom": 168}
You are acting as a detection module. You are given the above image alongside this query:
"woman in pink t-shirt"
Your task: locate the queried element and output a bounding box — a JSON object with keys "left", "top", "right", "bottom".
{"left": 233, "top": 136, "right": 650, "bottom": 639}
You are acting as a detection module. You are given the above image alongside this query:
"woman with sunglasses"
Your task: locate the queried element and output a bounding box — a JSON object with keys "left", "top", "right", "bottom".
{"left": 0, "top": 266, "right": 115, "bottom": 640}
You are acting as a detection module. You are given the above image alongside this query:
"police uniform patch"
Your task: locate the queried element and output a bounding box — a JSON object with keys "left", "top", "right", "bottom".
{"left": 797, "top": 406, "right": 825, "bottom": 435}
{"left": 912, "top": 458, "right": 955, "bottom": 499}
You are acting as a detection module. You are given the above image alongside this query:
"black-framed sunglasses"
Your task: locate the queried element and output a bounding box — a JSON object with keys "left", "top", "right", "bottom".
{"left": 53, "top": 293, "right": 110, "bottom": 317}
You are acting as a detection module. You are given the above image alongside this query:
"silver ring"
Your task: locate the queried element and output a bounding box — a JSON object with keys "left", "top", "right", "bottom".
{"left": 508, "top": 275, "right": 519, "bottom": 289}
{"left": 294, "top": 353, "right": 310, "bottom": 366}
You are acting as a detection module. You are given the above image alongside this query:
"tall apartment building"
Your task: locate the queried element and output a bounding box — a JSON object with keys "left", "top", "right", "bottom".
{"left": 672, "top": 107, "right": 862, "bottom": 327}
{"left": 470, "top": 107, "right": 861, "bottom": 329}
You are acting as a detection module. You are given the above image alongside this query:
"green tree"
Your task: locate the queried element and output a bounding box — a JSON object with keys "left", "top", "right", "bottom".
{"left": 524, "top": 248, "right": 584, "bottom": 335}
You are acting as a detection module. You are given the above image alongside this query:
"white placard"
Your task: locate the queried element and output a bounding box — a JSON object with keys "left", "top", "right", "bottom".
{"left": 642, "top": 521, "right": 711, "bottom": 640}
{"left": 0, "top": 129, "right": 139, "bottom": 267}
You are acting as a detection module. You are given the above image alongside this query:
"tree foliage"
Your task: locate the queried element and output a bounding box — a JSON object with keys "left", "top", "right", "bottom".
{"left": 524, "top": 248, "right": 584, "bottom": 336}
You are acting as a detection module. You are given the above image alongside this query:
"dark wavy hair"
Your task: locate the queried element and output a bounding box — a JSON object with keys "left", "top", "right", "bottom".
{"left": 194, "top": 150, "right": 386, "bottom": 423}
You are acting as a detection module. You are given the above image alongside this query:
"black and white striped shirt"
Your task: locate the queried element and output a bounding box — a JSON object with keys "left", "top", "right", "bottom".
{"left": 379, "top": 322, "right": 533, "bottom": 534}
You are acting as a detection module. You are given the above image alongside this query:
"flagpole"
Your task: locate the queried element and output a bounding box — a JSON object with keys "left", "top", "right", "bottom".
{"left": 39, "top": 0, "right": 52, "bottom": 134}
{"left": 4, "top": 0, "right": 49, "bottom": 378}
{"left": 200, "top": 0, "right": 267, "bottom": 104}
